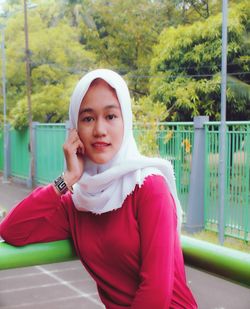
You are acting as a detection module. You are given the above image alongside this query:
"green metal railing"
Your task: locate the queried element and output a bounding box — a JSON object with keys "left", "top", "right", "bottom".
{"left": 35, "top": 124, "right": 66, "bottom": 184}
{"left": 0, "top": 129, "right": 3, "bottom": 171}
{"left": 204, "top": 122, "right": 250, "bottom": 241}
{"left": 155, "top": 122, "right": 193, "bottom": 221}
{"left": 10, "top": 128, "right": 29, "bottom": 179}
{"left": 133, "top": 122, "right": 193, "bottom": 220}
{"left": 0, "top": 121, "right": 249, "bottom": 241}
{"left": 1, "top": 237, "right": 249, "bottom": 287}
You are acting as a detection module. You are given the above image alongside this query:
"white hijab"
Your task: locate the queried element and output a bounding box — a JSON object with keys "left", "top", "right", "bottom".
{"left": 69, "top": 69, "right": 183, "bottom": 231}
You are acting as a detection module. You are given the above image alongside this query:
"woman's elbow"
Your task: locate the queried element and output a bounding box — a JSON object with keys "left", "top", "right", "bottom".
{"left": 0, "top": 223, "right": 27, "bottom": 246}
{"left": 0, "top": 220, "right": 8, "bottom": 241}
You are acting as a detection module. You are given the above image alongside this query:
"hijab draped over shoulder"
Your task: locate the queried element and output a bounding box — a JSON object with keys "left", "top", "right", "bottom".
{"left": 69, "top": 69, "right": 183, "bottom": 231}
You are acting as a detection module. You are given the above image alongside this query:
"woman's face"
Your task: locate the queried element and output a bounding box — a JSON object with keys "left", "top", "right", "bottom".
{"left": 77, "top": 79, "right": 124, "bottom": 164}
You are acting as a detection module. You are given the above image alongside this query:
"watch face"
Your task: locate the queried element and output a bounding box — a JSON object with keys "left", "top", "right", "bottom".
{"left": 55, "top": 176, "right": 68, "bottom": 194}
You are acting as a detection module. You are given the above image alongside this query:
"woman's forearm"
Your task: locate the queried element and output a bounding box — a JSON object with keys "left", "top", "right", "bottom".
{"left": 0, "top": 185, "right": 70, "bottom": 246}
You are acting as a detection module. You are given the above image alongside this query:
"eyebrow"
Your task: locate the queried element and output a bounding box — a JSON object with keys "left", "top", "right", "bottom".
{"left": 79, "top": 105, "right": 120, "bottom": 115}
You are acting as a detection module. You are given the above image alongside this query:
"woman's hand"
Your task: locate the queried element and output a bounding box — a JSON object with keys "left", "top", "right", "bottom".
{"left": 63, "top": 128, "right": 85, "bottom": 187}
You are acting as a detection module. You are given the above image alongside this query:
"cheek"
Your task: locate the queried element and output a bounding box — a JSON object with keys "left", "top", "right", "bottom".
{"left": 115, "top": 122, "right": 124, "bottom": 145}
{"left": 77, "top": 125, "right": 88, "bottom": 143}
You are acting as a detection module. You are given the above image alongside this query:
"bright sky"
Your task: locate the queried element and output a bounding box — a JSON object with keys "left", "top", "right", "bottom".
{"left": 0, "top": 0, "right": 6, "bottom": 15}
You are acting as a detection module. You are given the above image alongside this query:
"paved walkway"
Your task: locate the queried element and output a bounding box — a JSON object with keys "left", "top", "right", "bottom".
{"left": 0, "top": 176, "right": 250, "bottom": 308}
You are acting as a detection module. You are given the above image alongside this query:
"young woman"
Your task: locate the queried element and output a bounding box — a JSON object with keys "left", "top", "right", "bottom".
{"left": 0, "top": 69, "right": 197, "bottom": 308}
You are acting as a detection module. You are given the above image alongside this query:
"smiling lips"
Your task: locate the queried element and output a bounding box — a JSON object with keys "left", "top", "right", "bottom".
{"left": 92, "top": 142, "right": 111, "bottom": 150}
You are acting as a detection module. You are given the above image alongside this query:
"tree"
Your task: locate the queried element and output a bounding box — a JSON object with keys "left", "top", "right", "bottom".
{"left": 80, "top": 0, "right": 178, "bottom": 97}
{"left": 167, "top": 0, "right": 221, "bottom": 24}
{"left": 0, "top": 3, "right": 95, "bottom": 128}
{"left": 150, "top": 1, "right": 250, "bottom": 121}
{"left": 1, "top": 0, "right": 248, "bottom": 128}
{"left": 10, "top": 82, "right": 74, "bottom": 128}
{"left": 58, "top": 0, "right": 86, "bottom": 27}
{"left": 132, "top": 96, "right": 168, "bottom": 156}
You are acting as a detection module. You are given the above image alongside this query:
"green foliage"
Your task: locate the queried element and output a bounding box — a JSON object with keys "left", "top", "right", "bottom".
{"left": 132, "top": 96, "right": 168, "bottom": 156}
{"left": 227, "top": 76, "right": 250, "bottom": 101}
{"left": 0, "top": 3, "right": 95, "bottom": 129}
{"left": 10, "top": 78, "right": 76, "bottom": 129}
{"left": 80, "top": 0, "right": 178, "bottom": 96}
{"left": 150, "top": 1, "right": 250, "bottom": 121}
{"left": 0, "top": 0, "right": 249, "bottom": 129}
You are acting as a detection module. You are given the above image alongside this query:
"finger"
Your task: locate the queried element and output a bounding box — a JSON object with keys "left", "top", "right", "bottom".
{"left": 76, "top": 140, "right": 85, "bottom": 155}
{"left": 67, "top": 132, "right": 81, "bottom": 145}
{"left": 76, "top": 146, "right": 83, "bottom": 155}
{"left": 68, "top": 128, "right": 78, "bottom": 138}
{"left": 68, "top": 128, "right": 77, "bottom": 135}
{"left": 63, "top": 139, "right": 79, "bottom": 155}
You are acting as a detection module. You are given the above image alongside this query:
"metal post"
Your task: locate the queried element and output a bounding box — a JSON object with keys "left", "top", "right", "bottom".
{"left": 27, "top": 121, "right": 38, "bottom": 187}
{"left": 64, "top": 120, "right": 70, "bottom": 171}
{"left": 1, "top": 26, "right": 9, "bottom": 183}
{"left": 185, "top": 116, "right": 209, "bottom": 233}
{"left": 23, "top": 0, "right": 35, "bottom": 188}
{"left": 218, "top": 0, "right": 228, "bottom": 245}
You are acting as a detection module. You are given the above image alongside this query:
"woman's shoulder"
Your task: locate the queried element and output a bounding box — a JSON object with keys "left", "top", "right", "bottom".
{"left": 133, "top": 174, "right": 171, "bottom": 204}
{"left": 140, "top": 174, "right": 168, "bottom": 193}
{"left": 132, "top": 174, "right": 176, "bottom": 222}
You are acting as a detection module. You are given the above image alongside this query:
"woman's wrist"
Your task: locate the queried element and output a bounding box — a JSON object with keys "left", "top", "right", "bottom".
{"left": 63, "top": 171, "right": 78, "bottom": 189}
{"left": 53, "top": 172, "right": 76, "bottom": 195}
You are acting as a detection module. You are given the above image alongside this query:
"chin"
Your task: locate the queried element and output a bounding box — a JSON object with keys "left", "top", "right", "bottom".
{"left": 87, "top": 149, "right": 119, "bottom": 165}
{"left": 91, "top": 155, "right": 112, "bottom": 165}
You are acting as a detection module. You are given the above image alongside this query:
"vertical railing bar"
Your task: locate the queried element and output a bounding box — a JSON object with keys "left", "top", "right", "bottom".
{"left": 227, "top": 128, "right": 232, "bottom": 236}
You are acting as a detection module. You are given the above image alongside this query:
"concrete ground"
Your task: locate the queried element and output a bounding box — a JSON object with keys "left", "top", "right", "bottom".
{"left": 0, "top": 176, "right": 250, "bottom": 309}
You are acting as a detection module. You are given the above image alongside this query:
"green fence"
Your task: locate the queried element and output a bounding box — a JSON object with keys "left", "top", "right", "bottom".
{"left": 0, "top": 121, "right": 249, "bottom": 241}
{"left": 156, "top": 122, "right": 193, "bottom": 222}
{"left": 0, "top": 129, "right": 3, "bottom": 171}
{"left": 133, "top": 122, "right": 193, "bottom": 221}
{"left": 204, "top": 122, "right": 250, "bottom": 241}
{"left": 35, "top": 124, "right": 66, "bottom": 184}
{"left": 10, "top": 128, "right": 30, "bottom": 179}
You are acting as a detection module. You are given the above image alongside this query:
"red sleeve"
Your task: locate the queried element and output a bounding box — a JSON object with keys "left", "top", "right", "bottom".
{"left": 131, "top": 175, "right": 177, "bottom": 309}
{"left": 0, "top": 185, "right": 71, "bottom": 246}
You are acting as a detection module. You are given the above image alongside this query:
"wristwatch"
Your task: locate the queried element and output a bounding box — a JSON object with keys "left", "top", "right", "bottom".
{"left": 54, "top": 174, "right": 73, "bottom": 195}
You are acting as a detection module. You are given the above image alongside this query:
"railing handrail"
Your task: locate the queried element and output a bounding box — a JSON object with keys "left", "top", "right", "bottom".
{"left": 0, "top": 120, "right": 249, "bottom": 241}
{"left": 204, "top": 121, "right": 250, "bottom": 126}
{"left": 1, "top": 236, "right": 249, "bottom": 287}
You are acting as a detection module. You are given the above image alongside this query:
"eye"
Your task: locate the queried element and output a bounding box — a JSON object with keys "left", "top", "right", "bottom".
{"left": 106, "top": 114, "right": 118, "bottom": 120}
{"left": 82, "top": 116, "right": 94, "bottom": 122}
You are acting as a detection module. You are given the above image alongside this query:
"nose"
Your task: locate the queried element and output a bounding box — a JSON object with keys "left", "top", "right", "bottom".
{"left": 93, "top": 118, "right": 107, "bottom": 137}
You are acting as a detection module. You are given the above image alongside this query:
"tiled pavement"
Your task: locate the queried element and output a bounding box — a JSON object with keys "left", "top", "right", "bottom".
{"left": 1, "top": 177, "right": 250, "bottom": 308}
{"left": 1, "top": 261, "right": 250, "bottom": 309}
{"left": 0, "top": 260, "right": 104, "bottom": 308}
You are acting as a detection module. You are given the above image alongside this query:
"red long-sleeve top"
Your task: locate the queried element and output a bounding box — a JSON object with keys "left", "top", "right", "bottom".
{"left": 0, "top": 175, "right": 197, "bottom": 308}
